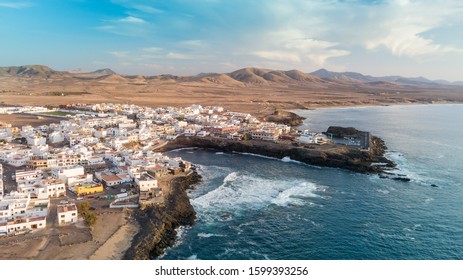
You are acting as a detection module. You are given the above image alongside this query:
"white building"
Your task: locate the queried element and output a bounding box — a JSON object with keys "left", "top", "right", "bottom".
{"left": 0, "top": 192, "right": 49, "bottom": 235}
{"left": 6, "top": 154, "right": 28, "bottom": 167}
{"left": 15, "top": 169, "right": 43, "bottom": 184}
{"left": 40, "top": 179, "right": 66, "bottom": 198}
{"left": 101, "top": 174, "right": 122, "bottom": 187}
{"left": 251, "top": 130, "right": 279, "bottom": 141}
{"left": 48, "top": 131, "right": 65, "bottom": 143}
{"left": 0, "top": 216, "right": 47, "bottom": 235}
{"left": 52, "top": 165, "right": 84, "bottom": 181}
{"left": 93, "top": 128, "right": 107, "bottom": 139}
{"left": 135, "top": 173, "right": 158, "bottom": 192}
{"left": 31, "top": 144, "right": 48, "bottom": 156}
{"left": 57, "top": 203, "right": 78, "bottom": 225}
{"left": 26, "top": 135, "right": 47, "bottom": 146}
{"left": 0, "top": 164, "right": 3, "bottom": 199}
{"left": 51, "top": 165, "right": 92, "bottom": 186}
{"left": 298, "top": 130, "right": 316, "bottom": 144}
{"left": 18, "top": 179, "right": 65, "bottom": 199}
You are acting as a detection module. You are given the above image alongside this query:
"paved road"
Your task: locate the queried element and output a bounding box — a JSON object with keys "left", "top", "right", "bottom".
{"left": 1, "top": 163, "right": 18, "bottom": 193}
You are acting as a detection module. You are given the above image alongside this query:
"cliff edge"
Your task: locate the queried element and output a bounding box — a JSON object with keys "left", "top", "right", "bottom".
{"left": 124, "top": 172, "right": 201, "bottom": 260}
{"left": 162, "top": 135, "right": 394, "bottom": 174}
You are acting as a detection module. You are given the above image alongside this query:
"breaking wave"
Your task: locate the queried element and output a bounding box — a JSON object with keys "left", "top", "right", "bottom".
{"left": 191, "top": 171, "right": 328, "bottom": 222}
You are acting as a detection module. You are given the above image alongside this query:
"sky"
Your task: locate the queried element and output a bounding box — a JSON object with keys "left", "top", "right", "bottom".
{"left": 1, "top": 0, "right": 462, "bottom": 81}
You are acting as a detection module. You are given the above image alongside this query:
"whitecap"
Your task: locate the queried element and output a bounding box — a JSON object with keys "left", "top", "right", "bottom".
{"left": 233, "top": 151, "right": 276, "bottom": 160}
{"left": 172, "top": 226, "right": 190, "bottom": 248}
{"left": 169, "top": 147, "right": 197, "bottom": 152}
{"left": 376, "top": 189, "right": 390, "bottom": 195}
{"left": 424, "top": 197, "right": 434, "bottom": 204}
{"left": 186, "top": 254, "right": 199, "bottom": 260}
{"left": 197, "top": 232, "right": 225, "bottom": 238}
{"left": 271, "top": 182, "right": 320, "bottom": 207}
{"left": 280, "top": 156, "right": 304, "bottom": 165}
{"left": 192, "top": 171, "right": 327, "bottom": 220}
{"left": 384, "top": 151, "right": 431, "bottom": 186}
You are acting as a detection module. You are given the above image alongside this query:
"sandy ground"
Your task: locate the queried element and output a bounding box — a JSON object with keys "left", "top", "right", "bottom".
{"left": 0, "top": 209, "right": 140, "bottom": 260}
{"left": 0, "top": 113, "right": 65, "bottom": 127}
{"left": 1, "top": 75, "right": 463, "bottom": 119}
{"left": 0, "top": 175, "right": 183, "bottom": 260}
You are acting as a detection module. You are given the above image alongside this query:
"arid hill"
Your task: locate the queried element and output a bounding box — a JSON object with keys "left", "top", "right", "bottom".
{"left": 1, "top": 65, "right": 462, "bottom": 118}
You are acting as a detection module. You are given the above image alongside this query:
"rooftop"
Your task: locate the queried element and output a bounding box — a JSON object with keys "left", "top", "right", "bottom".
{"left": 75, "top": 182, "right": 101, "bottom": 188}
{"left": 139, "top": 173, "right": 156, "bottom": 181}
{"left": 101, "top": 174, "right": 122, "bottom": 182}
{"left": 57, "top": 203, "right": 77, "bottom": 213}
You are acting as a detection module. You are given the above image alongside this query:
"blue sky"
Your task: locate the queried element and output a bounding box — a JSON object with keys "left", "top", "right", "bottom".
{"left": 1, "top": 0, "right": 462, "bottom": 80}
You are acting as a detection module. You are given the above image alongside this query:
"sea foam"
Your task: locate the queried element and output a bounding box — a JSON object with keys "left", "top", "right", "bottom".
{"left": 192, "top": 171, "right": 327, "bottom": 222}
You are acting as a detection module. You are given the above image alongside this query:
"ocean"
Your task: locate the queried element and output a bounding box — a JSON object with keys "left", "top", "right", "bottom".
{"left": 161, "top": 104, "right": 463, "bottom": 260}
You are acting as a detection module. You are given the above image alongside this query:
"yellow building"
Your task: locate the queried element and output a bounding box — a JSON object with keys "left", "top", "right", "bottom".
{"left": 74, "top": 182, "right": 103, "bottom": 196}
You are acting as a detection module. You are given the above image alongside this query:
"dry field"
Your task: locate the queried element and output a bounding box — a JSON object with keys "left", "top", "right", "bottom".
{"left": 1, "top": 71, "right": 463, "bottom": 118}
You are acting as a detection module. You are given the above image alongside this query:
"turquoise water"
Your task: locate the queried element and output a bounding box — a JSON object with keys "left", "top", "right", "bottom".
{"left": 161, "top": 104, "right": 463, "bottom": 260}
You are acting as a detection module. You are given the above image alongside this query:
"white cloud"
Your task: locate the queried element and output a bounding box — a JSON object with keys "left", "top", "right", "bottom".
{"left": 251, "top": 26, "right": 350, "bottom": 67}
{"left": 253, "top": 51, "right": 301, "bottom": 63}
{"left": 109, "top": 51, "right": 130, "bottom": 58}
{"left": 255, "top": 0, "right": 463, "bottom": 61}
{"left": 0, "top": 1, "right": 32, "bottom": 8}
{"left": 133, "top": 4, "right": 163, "bottom": 14}
{"left": 142, "top": 47, "right": 163, "bottom": 53}
{"left": 180, "top": 40, "right": 207, "bottom": 48}
{"left": 119, "top": 16, "right": 146, "bottom": 24}
{"left": 325, "top": 0, "right": 463, "bottom": 57}
{"left": 166, "top": 52, "right": 193, "bottom": 59}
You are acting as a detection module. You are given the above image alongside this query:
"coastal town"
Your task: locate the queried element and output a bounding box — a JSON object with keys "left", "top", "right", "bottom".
{"left": 0, "top": 103, "right": 341, "bottom": 237}
{"left": 0, "top": 102, "right": 386, "bottom": 260}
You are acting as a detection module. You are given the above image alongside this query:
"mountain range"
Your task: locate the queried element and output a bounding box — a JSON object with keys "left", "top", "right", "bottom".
{"left": 310, "top": 69, "right": 463, "bottom": 86}
{"left": 1, "top": 65, "right": 462, "bottom": 87}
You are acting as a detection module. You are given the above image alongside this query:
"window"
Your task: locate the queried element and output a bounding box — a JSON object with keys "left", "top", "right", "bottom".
{"left": 72, "top": 213, "right": 76, "bottom": 216}
{"left": 60, "top": 215, "right": 65, "bottom": 218}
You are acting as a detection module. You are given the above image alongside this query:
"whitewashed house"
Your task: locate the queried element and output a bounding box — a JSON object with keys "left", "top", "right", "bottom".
{"left": 57, "top": 203, "right": 78, "bottom": 225}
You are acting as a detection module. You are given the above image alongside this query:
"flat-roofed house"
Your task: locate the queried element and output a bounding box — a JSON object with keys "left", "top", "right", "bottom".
{"left": 57, "top": 203, "right": 78, "bottom": 225}
{"left": 74, "top": 182, "right": 103, "bottom": 196}
{"left": 136, "top": 173, "right": 161, "bottom": 200}
{"left": 101, "top": 174, "right": 122, "bottom": 187}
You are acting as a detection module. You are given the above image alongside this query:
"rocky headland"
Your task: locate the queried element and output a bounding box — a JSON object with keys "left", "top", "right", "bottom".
{"left": 124, "top": 172, "right": 201, "bottom": 260}
{"left": 263, "top": 110, "right": 306, "bottom": 126}
{"left": 161, "top": 134, "right": 395, "bottom": 174}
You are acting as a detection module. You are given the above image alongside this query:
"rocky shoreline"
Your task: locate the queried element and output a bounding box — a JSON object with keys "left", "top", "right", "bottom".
{"left": 124, "top": 172, "right": 201, "bottom": 260}
{"left": 123, "top": 127, "right": 396, "bottom": 260}
{"left": 161, "top": 135, "right": 395, "bottom": 174}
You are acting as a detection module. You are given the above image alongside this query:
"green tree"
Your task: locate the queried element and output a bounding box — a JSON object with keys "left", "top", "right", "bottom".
{"left": 77, "top": 201, "right": 97, "bottom": 227}
{"left": 242, "top": 133, "right": 252, "bottom": 141}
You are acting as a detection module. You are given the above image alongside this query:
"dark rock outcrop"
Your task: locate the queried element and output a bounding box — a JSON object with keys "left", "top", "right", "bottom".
{"left": 124, "top": 172, "right": 201, "bottom": 260}
{"left": 264, "top": 110, "right": 306, "bottom": 126}
{"left": 162, "top": 136, "right": 395, "bottom": 174}
{"left": 326, "top": 126, "right": 365, "bottom": 138}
